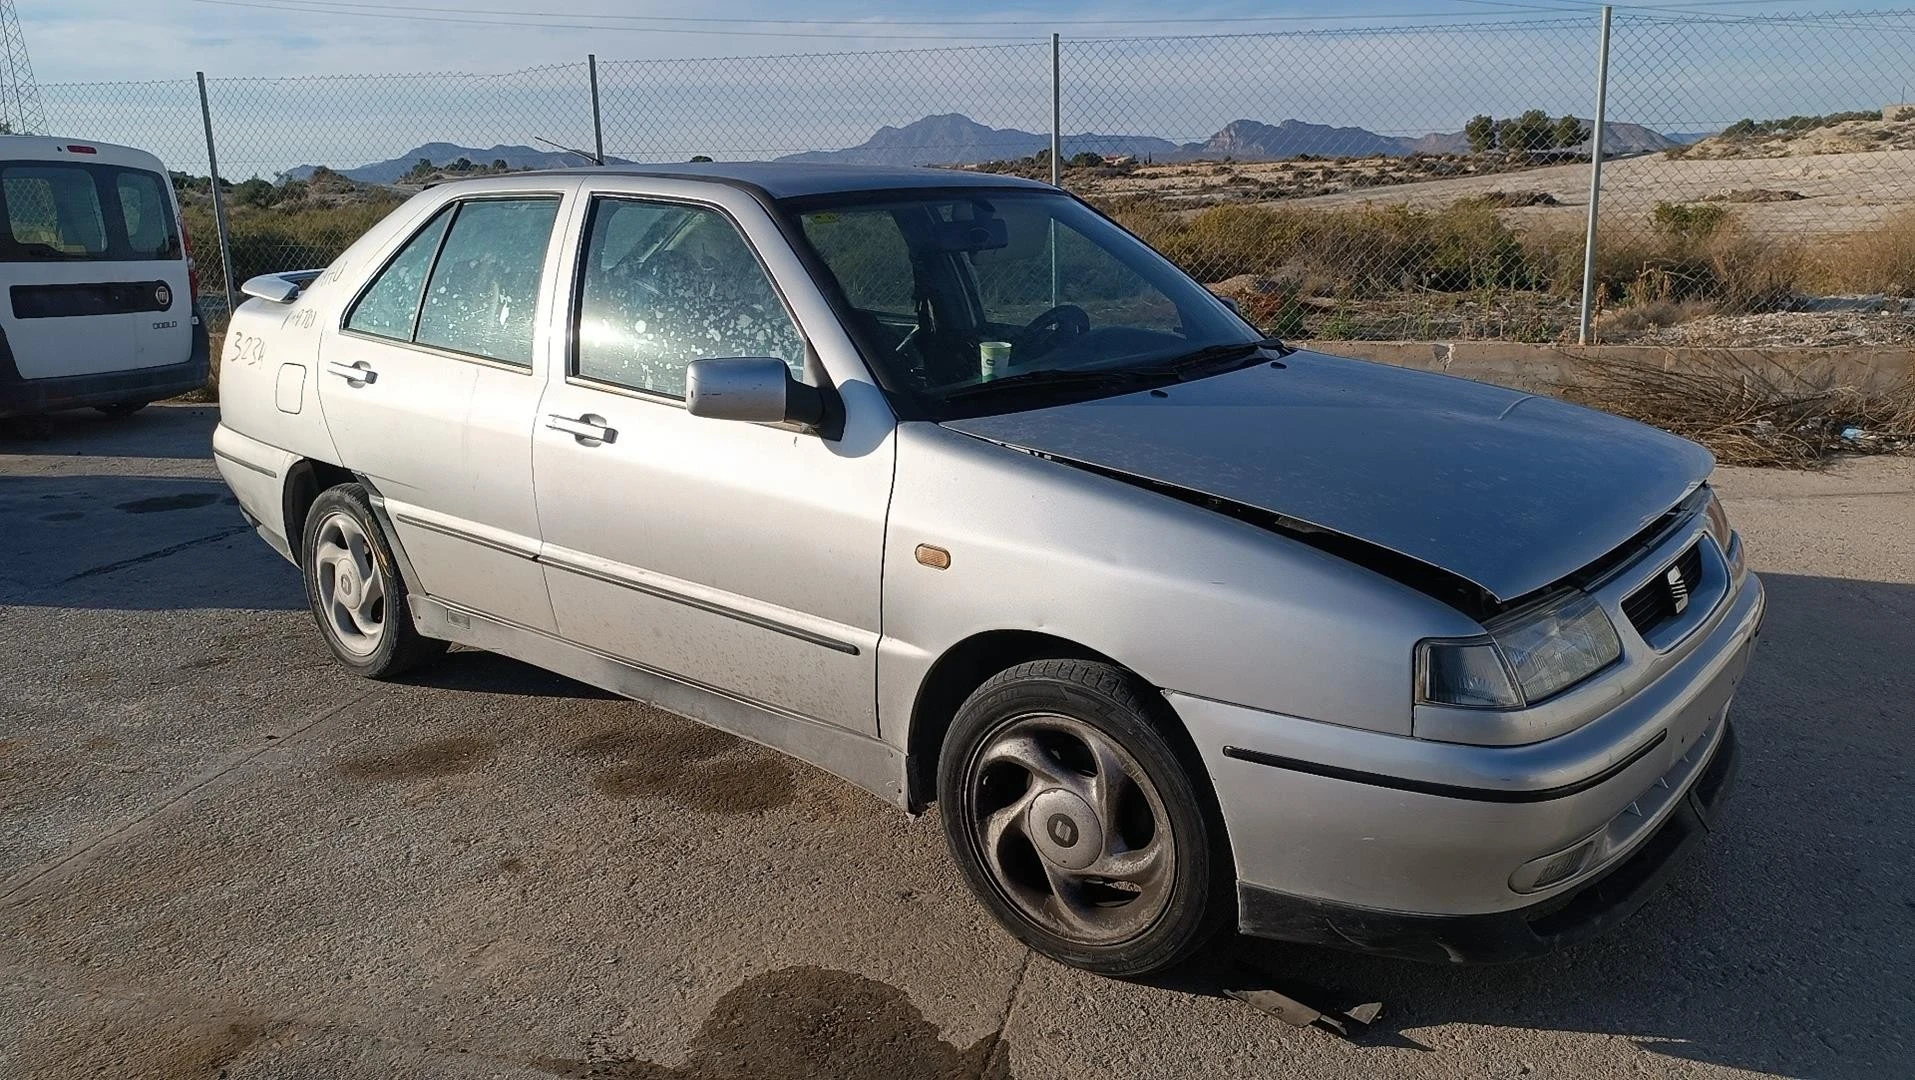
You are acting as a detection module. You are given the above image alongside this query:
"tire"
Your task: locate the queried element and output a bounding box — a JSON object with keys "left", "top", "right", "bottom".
{"left": 299, "top": 483, "right": 446, "bottom": 679}
{"left": 94, "top": 402, "right": 147, "bottom": 419}
{"left": 938, "top": 659, "right": 1233, "bottom": 977}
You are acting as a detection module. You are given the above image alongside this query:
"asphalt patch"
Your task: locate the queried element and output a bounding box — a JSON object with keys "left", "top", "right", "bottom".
{"left": 336, "top": 735, "right": 500, "bottom": 781}
{"left": 114, "top": 492, "right": 222, "bottom": 514}
{"left": 39, "top": 511, "right": 84, "bottom": 522}
{"left": 533, "top": 965, "right": 1013, "bottom": 1080}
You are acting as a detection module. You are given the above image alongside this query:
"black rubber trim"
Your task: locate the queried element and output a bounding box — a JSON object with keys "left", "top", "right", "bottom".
{"left": 390, "top": 512, "right": 537, "bottom": 561}
{"left": 211, "top": 447, "right": 276, "bottom": 479}
{"left": 1221, "top": 729, "right": 1668, "bottom": 804}
{"left": 541, "top": 555, "right": 861, "bottom": 656}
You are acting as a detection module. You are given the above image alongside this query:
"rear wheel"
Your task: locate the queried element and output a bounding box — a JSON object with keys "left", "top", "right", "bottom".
{"left": 299, "top": 483, "right": 446, "bottom": 678}
{"left": 938, "top": 659, "right": 1232, "bottom": 977}
{"left": 94, "top": 402, "right": 147, "bottom": 419}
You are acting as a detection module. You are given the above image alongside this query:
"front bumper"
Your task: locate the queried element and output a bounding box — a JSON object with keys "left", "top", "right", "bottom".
{"left": 1238, "top": 719, "right": 1738, "bottom": 962}
{"left": 1172, "top": 570, "right": 1763, "bottom": 961}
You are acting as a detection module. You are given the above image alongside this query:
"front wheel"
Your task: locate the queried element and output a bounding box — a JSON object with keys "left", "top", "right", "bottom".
{"left": 938, "top": 659, "right": 1232, "bottom": 977}
{"left": 299, "top": 483, "right": 446, "bottom": 678}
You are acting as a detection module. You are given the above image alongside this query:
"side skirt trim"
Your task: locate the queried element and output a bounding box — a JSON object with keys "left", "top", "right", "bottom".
{"left": 408, "top": 595, "right": 907, "bottom": 808}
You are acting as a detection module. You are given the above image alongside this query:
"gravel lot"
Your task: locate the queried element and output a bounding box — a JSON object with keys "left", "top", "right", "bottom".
{"left": 2, "top": 404, "right": 1911, "bottom": 1079}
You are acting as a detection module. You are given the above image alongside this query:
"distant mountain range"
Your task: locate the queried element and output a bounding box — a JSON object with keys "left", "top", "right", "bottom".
{"left": 280, "top": 142, "right": 628, "bottom": 185}
{"left": 282, "top": 117, "right": 1700, "bottom": 185}
{"left": 779, "top": 113, "right": 1688, "bottom": 166}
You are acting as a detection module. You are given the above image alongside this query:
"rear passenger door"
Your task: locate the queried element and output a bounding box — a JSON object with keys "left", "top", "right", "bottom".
{"left": 317, "top": 187, "right": 573, "bottom": 633}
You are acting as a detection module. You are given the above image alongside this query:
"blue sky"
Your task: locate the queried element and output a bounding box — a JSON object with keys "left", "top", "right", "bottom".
{"left": 20, "top": 2, "right": 1915, "bottom": 175}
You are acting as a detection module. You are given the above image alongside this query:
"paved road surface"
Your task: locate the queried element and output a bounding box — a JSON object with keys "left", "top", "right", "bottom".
{"left": 2, "top": 405, "right": 1911, "bottom": 1079}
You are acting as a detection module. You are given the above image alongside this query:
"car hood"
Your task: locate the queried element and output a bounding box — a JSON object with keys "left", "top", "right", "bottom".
{"left": 942, "top": 350, "right": 1713, "bottom": 603}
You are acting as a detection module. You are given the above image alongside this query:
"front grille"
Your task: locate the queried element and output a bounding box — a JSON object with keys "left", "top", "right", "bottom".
{"left": 1622, "top": 541, "right": 1705, "bottom": 636}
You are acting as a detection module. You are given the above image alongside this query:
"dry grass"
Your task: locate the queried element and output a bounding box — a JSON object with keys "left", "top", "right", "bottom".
{"left": 1809, "top": 209, "right": 1915, "bottom": 296}
{"left": 1565, "top": 352, "right": 1915, "bottom": 466}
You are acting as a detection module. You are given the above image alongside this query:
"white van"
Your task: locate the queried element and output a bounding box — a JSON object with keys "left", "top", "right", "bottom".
{"left": 0, "top": 136, "right": 207, "bottom": 419}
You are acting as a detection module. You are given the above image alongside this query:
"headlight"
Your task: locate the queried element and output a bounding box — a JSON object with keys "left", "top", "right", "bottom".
{"left": 1701, "top": 486, "right": 1745, "bottom": 577}
{"left": 1418, "top": 591, "right": 1622, "bottom": 709}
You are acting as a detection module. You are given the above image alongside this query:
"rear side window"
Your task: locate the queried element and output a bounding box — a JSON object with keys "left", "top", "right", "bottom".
{"left": 345, "top": 207, "right": 451, "bottom": 341}
{"left": 415, "top": 199, "right": 561, "bottom": 367}
{"left": 345, "top": 197, "right": 560, "bottom": 368}
{"left": 0, "top": 161, "right": 180, "bottom": 263}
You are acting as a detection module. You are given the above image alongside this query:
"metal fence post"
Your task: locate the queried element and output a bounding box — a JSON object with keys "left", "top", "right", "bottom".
{"left": 1050, "top": 33, "right": 1061, "bottom": 307}
{"left": 588, "top": 53, "right": 605, "bottom": 165}
{"left": 196, "top": 71, "right": 238, "bottom": 324}
{"left": 1050, "top": 33, "right": 1061, "bottom": 187}
{"left": 1577, "top": 7, "right": 1613, "bottom": 346}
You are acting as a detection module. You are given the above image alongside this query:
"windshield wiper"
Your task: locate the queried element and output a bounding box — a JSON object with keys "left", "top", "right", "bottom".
{"left": 941, "top": 365, "right": 1167, "bottom": 403}
{"left": 1145, "top": 337, "right": 1290, "bottom": 381}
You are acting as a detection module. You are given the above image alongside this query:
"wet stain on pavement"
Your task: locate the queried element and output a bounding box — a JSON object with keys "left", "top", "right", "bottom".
{"left": 337, "top": 735, "right": 500, "bottom": 781}
{"left": 570, "top": 723, "right": 740, "bottom": 761}
{"left": 533, "top": 966, "right": 1012, "bottom": 1080}
{"left": 84, "top": 736, "right": 121, "bottom": 750}
{"left": 115, "top": 492, "right": 221, "bottom": 514}
{"left": 39, "top": 510, "right": 83, "bottom": 522}
{"left": 593, "top": 756, "right": 795, "bottom": 813}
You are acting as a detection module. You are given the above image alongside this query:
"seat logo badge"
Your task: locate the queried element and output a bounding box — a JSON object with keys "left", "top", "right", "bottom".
{"left": 1047, "top": 814, "right": 1079, "bottom": 848}
{"left": 1666, "top": 565, "right": 1690, "bottom": 614}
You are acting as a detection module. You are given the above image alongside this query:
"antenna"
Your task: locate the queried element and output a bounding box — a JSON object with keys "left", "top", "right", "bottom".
{"left": 0, "top": 0, "right": 42, "bottom": 134}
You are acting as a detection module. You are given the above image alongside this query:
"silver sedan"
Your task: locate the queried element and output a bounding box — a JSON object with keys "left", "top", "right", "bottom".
{"left": 212, "top": 162, "right": 1763, "bottom": 977}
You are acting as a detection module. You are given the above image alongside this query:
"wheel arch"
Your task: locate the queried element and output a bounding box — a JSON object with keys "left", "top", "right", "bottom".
{"left": 280, "top": 458, "right": 356, "bottom": 562}
{"left": 905, "top": 629, "right": 1122, "bottom": 810}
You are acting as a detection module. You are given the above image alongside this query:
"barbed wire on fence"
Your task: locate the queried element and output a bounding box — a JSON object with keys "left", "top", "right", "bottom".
{"left": 31, "top": 8, "right": 1915, "bottom": 349}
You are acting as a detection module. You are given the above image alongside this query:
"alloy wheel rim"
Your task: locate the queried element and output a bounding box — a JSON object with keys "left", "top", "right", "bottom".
{"left": 964, "top": 712, "right": 1176, "bottom": 947}
{"left": 313, "top": 511, "right": 386, "bottom": 657}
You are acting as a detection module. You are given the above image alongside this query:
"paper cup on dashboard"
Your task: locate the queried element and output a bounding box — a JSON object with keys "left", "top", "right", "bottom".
{"left": 979, "top": 341, "right": 1012, "bottom": 381}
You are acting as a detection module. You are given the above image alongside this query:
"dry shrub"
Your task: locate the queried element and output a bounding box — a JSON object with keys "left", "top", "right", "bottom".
{"left": 1591, "top": 299, "right": 1716, "bottom": 342}
{"left": 1565, "top": 352, "right": 1915, "bottom": 467}
{"left": 1809, "top": 209, "right": 1915, "bottom": 296}
{"left": 1105, "top": 198, "right": 1533, "bottom": 295}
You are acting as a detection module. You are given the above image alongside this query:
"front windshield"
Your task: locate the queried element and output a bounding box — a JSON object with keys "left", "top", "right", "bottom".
{"left": 786, "top": 188, "right": 1262, "bottom": 413}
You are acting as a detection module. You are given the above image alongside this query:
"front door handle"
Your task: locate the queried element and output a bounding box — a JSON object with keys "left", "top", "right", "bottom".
{"left": 546, "top": 413, "right": 617, "bottom": 445}
{"left": 325, "top": 359, "right": 376, "bottom": 385}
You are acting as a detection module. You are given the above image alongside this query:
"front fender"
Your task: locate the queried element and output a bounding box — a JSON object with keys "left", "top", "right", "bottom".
{"left": 878, "top": 423, "right": 1481, "bottom": 748}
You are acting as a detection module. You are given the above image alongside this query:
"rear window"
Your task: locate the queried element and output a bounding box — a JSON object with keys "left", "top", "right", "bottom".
{"left": 0, "top": 162, "right": 181, "bottom": 263}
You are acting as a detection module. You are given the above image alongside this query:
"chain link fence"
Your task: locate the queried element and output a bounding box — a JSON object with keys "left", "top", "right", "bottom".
{"left": 32, "top": 9, "right": 1915, "bottom": 349}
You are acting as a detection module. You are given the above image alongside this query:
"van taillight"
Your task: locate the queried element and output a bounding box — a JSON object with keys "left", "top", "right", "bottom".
{"left": 64, "top": 144, "right": 98, "bottom": 154}
{"left": 180, "top": 216, "right": 201, "bottom": 298}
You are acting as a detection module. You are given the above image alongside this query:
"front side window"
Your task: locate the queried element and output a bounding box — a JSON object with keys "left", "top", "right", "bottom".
{"left": 788, "top": 189, "right": 1258, "bottom": 415}
{"left": 575, "top": 197, "right": 805, "bottom": 398}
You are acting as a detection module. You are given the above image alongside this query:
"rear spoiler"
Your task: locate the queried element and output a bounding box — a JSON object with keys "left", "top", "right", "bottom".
{"left": 238, "top": 269, "right": 326, "bottom": 305}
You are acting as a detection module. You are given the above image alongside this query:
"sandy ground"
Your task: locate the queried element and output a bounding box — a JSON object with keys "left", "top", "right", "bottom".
{"left": 1079, "top": 147, "right": 1915, "bottom": 238}
{"left": 2, "top": 405, "right": 1912, "bottom": 1079}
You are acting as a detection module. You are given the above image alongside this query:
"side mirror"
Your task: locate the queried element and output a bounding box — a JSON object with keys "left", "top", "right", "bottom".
{"left": 684, "top": 357, "right": 825, "bottom": 428}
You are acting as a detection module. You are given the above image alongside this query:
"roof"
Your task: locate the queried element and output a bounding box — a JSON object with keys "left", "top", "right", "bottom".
{"left": 0, "top": 135, "right": 168, "bottom": 172}
{"left": 538, "top": 161, "right": 1056, "bottom": 199}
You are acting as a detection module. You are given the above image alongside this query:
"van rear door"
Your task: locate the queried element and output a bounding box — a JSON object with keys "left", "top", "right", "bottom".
{"left": 0, "top": 157, "right": 192, "bottom": 380}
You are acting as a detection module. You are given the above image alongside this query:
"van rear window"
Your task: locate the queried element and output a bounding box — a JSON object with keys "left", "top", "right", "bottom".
{"left": 0, "top": 162, "right": 181, "bottom": 263}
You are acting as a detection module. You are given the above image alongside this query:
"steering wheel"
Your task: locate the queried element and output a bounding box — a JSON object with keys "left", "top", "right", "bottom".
{"left": 1013, "top": 304, "right": 1091, "bottom": 361}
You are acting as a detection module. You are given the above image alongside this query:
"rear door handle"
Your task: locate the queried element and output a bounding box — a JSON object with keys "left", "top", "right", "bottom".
{"left": 546, "top": 413, "right": 617, "bottom": 445}
{"left": 325, "top": 359, "right": 376, "bottom": 385}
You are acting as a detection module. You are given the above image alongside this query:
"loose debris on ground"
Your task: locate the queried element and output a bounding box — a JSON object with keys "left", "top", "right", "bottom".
{"left": 1565, "top": 352, "right": 1915, "bottom": 466}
